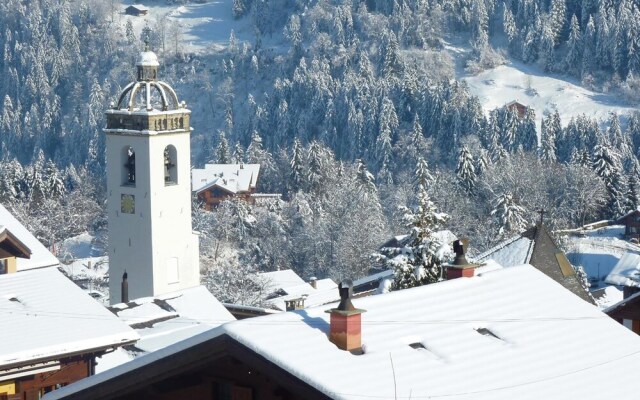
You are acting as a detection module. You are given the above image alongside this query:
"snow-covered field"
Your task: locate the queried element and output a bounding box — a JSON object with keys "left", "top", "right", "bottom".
{"left": 444, "top": 42, "right": 639, "bottom": 129}
{"left": 118, "top": 0, "right": 252, "bottom": 54}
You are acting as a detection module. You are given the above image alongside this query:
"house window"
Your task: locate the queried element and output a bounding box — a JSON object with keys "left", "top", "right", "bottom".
{"left": 123, "top": 146, "right": 136, "bottom": 186}
{"left": 164, "top": 145, "right": 177, "bottom": 185}
{"left": 0, "top": 259, "right": 6, "bottom": 274}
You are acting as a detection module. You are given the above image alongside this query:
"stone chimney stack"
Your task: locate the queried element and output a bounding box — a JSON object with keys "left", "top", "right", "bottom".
{"left": 121, "top": 271, "right": 129, "bottom": 303}
{"left": 285, "top": 296, "right": 306, "bottom": 311}
{"left": 326, "top": 280, "right": 366, "bottom": 352}
{"left": 309, "top": 276, "right": 318, "bottom": 289}
{"left": 446, "top": 239, "right": 481, "bottom": 279}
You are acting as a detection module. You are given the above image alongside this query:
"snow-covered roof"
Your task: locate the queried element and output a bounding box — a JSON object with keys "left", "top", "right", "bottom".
{"left": 259, "top": 269, "right": 340, "bottom": 311}
{"left": 605, "top": 252, "right": 640, "bottom": 287}
{"left": 474, "top": 235, "right": 534, "bottom": 266}
{"left": 0, "top": 204, "right": 59, "bottom": 271}
{"left": 0, "top": 268, "right": 138, "bottom": 368}
{"left": 473, "top": 224, "right": 594, "bottom": 304}
{"left": 259, "top": 269, "right": 307, "bottom": 290}
{"left": 191, "top": 163, "right": 260, "bottom": 194}
{"left": 97, "top": 285, "right": 234, "bottom": 372}
{"left": 47, "top": 265, "right": 640, "bottom": 400}
{"left": 127, "top": 4, "right": 149, "bottom": 11}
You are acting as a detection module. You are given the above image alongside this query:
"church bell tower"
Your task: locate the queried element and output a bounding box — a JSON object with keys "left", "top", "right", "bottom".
{"left": 105, "top": 47, "right": 199, "bottom": 304}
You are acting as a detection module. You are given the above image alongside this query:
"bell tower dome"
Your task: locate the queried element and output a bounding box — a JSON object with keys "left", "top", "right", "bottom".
{"left": 105, "top": 47, "right": 199, "bottom": 304}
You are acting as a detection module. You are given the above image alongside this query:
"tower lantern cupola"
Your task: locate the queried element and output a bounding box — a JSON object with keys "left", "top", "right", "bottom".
{"left": 136, "top": 44, "right": 159, "bottom": 82}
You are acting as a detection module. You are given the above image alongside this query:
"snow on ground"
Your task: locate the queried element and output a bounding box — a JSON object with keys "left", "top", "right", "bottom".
{"left": 566, "top": 225, "right": 640, "bottom": 287}
{"left": 57, "top": 233, "right": 110, "bottom": 304}
{"left": 117, "top": 0, "right": 253, "bottom": 54}
{"left": 444, "top": 41, "right": 639, "bottom": 129}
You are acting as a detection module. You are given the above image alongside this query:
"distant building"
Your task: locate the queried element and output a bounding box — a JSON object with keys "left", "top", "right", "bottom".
{"left": 124, "top": 4, "right": 148, "bottom": 16}
{"left": 474, "top": 222, "right": 595, "bottom": 304}
{"left": 505, "top": 100, "right": 527, "bottom": 119}
{"left": 45, "top": 265, "right": 640, "bottom": 400}
{"left": 605, "top": 290, "right": 640, "bottom": 334}
{"left": 191, "top": 163, "right": 261, "bottom": 210}
{"left": 615, "top": 209, "right": 640, "bottom": 240}
{"left": 0, "top": 268, "right": 137, "bottom": 400}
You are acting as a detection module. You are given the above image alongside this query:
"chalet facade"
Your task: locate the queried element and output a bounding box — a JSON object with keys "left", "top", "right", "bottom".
{"left": 0, "top": 269, "right": 138, "bottom": 400}
{"left": 605, "top": 290, "right": 640, "bottom": 334}
{"left": 191, "top": 164, "right": 260, "bottom": 210}
{"left": 124, "top": 5, "right": 148, "bottom": 16}
{"left": 615, "top": 209, "right": 640, "bottom": 240}
{"left": 505, "top": 100, "right": 527, "bottom": 119}
{"left": 0, "top": 227, "right": 30, "bottom": 275}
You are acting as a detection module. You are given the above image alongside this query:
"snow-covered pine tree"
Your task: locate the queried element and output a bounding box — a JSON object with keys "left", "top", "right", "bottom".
{"left": 376, "top": 184, "right": 449, "bottom": 290}
{"left": 415, "top": 157, "right": 434, "bottom": 189}
{"left": 539, "top": 115, "right": 557, "bottom": 163}
{"left": 455, "top": 146, "right": 476, "bottom": 193}
{"left": 564, "top": 14, "right": 582, "bottom": 75}
{"left": 289, "top": 138, "right": 304, "bottom": 193}
{"left": 232, "top": 142, "right": 245, "bottom": 163}
{"left": 491, "top": 192, "right": 527, "bottom": 239}
{"left": 591, "top": 142, "right": 626, "bottom": 217}
{"left": 517, "top": 107, "right": 537, "bottom": 152}
{"left": 626, "top": 166, "right": 640, "bottom": 211}
{"left": 356, "top": 159, "right": 377, "bottom": 199}
{"left": 215, "top": 130, "right": 231, "bottom": 164}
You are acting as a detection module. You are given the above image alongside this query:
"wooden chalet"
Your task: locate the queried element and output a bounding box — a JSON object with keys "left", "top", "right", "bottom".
{"left": 0, "top": 227, "right": 30, "bottom": 275}
{"left": 505, "top": 100, "right": 527, "bottom": 119}
{"left": 605, "top": 289, "right": 640, "bottom": 334}
{"left": 125, "top": 5, "right": 149, "bottom": 16}
{"left": 615, "top": 209, "right": 640, "bottom": 240}
{"left": 0, "top": 204, "right": 59, "bottom": 272}
{"left": 191, "top": 164, "right": 260, "bottom": 210}
{"left": 0, "top": 269, "right": 138, "bottom": 400}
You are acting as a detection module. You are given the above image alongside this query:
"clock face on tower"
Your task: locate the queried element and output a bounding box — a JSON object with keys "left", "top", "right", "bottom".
{"left": 121, "top": 194, "right": 135, "bottom": 214}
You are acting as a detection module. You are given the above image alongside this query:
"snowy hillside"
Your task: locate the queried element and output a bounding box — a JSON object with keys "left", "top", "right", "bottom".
{"left": 444, "top": 42, "right": 638, "bottom": 129}
{"left": 120, "top": 0, "right": 249, "bottom": 52}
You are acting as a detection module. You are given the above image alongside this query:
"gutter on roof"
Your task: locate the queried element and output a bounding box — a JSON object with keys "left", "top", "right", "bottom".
{"left": 1, "top": 338, "right": 139, "bottom": 372}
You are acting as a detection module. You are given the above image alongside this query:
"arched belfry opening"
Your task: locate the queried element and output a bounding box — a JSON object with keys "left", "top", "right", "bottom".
{"left": 164, "top": 145, "right": 177, "bottom": 185}
{"left": 123, "top": 146, "right": 136, "bottom": 186}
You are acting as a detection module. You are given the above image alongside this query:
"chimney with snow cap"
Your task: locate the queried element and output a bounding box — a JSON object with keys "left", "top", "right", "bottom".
{"left": 326, "top": 280, "right": 366, "bottom": 352}
{"left": 446, "top": 239, "right": 481, "bottom": 279}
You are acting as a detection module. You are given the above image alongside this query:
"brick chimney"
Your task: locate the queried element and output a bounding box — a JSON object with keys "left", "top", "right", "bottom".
{"left": 446, "top": 239, "right": 481, "bottom": 279}
{"left": 285, "top": 296, "right": 306, "bottom": 311}
{"left": 309, "top": 276, "right": 318, "bottom": 289}
{"left": 326, "top": 280, "right": 366, "bottom": 352}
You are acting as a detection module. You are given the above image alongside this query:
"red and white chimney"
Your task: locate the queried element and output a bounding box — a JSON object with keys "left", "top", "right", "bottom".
{"left": 327, "top": 280, "right": 365, "bottom": 352}
{"left": 446, "top": 239, "right": 481, "bottom": 279}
